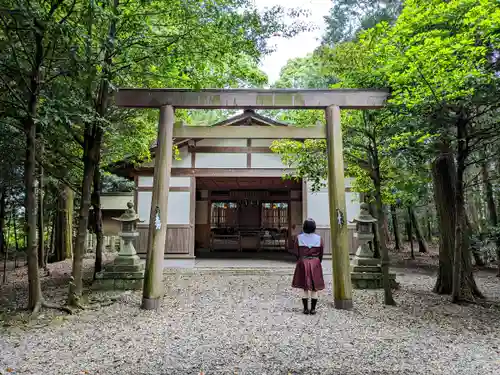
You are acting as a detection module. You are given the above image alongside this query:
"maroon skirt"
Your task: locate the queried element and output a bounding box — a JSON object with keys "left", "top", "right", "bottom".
{"left": 292, "top": 257, "right": 325, "bottom": 291}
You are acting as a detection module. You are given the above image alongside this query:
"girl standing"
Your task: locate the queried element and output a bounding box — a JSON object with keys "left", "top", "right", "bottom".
{"left": 291, "top": 218, "right": 325, "bottom": 315}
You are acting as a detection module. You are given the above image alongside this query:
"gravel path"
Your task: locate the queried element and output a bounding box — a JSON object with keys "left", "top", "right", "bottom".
{"left": 1, "top": 260, "right": 500, "bottom": 375}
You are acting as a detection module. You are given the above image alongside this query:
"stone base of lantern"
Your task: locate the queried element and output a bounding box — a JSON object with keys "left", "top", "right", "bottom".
{"left": 350, "top": 255, "right": 398, "bottom": 290}
{"left": 93, "top": 254, "right": 145, "bottom": 291}
{"left": 349, "top": 203, "right": 399, "bottom": 290}
{"left": 350, "top": 267, "right": 398, "bottom": 289}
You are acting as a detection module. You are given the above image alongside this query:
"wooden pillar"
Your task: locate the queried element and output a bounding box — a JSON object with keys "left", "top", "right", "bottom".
{"left": 189, "top": 176, "right": 196, "bottom": 257}
{"left": 141, "top": 105, "right": 174, "bottom": 310}
{"left": 301, "top": 179, "right": 308, "bottom": 221}
{"left": 325, "top": 105, "right": 353, "bottom": 310}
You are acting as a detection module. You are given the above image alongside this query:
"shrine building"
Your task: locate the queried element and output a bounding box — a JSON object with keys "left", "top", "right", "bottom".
{"left": 111, "top": 109, "right": 360, "bottom": 267}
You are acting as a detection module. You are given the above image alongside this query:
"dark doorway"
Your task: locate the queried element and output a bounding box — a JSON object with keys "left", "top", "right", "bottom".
{"left": 194, "top": 177, "right": 302, "bottom": 258}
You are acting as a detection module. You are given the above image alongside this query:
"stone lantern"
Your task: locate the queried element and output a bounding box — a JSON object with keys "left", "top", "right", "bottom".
{"left": 94, "top": 202, "right": 145, "bottom": 290}
{"left": 350, "top": 203, "right": 396, "bottom": 289}
{"left": 352, "top": 203, "right": 378, "bottom": 263}
{"left": 114, "top": 201, "right": 142, "bottom": 258}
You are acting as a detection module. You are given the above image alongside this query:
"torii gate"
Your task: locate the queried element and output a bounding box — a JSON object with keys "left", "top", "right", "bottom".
{"left": 115, "top": 88, "right": 388, "bottom": 311}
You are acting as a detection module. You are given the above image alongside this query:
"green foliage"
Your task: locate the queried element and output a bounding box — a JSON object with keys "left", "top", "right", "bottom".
{"left": 322, "top": 0, "right": 402, "bottom": 46}
{"left": 270, "top": 35, "right": 431, "bottom": 205}
{"left": 0, "top": 0, "right": 308, "bottom": 190}
{"left": 271, "top": 0, "right": 500, "bottom": 213}
{"left": 101, "top": 174, "right": 135, "bottom": 193}
{"left": 274, "top": 53, "right": 336, "bottom": 89}
{"left": 182, "top": 109, "right": 241, "bottom": 126}
{"left": 377, "top": 0, "right": 499, "bottom": 112}
{"left": 270, "top": 139, "right": 327, "bottom": 191}
{"left": 0, "top": 0, "right": 309, "bottom": 293}
{"left": 259, "top": 53, "right": 332, "bottom": 126}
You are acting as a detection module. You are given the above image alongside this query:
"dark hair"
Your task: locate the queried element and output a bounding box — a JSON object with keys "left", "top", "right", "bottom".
{"left": 302, "top": 218, "right": 316, "bottom": 234}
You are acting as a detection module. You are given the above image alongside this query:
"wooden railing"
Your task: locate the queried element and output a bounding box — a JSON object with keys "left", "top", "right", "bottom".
{"left": 209, "top": 227, "right": 288, "bottom": 252}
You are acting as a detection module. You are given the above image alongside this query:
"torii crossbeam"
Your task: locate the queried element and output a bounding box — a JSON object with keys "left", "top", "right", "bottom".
{"left": 114, "top": 88, "right": 389, "bottom": 311}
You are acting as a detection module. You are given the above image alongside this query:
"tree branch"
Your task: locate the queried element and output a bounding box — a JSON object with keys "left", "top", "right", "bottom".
{"left": 58, "top": 0, "right": 76, "bottom": 24}
{"left": 346, "top": 152, "right": 370, "bottom": 170}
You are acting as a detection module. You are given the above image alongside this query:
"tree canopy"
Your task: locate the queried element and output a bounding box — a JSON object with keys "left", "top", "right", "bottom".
{"left": 2, "top": 0, "right": 500, "bottom": 312}
{"left": 270, "top": 0, "right": 500, "bottom": 304}
{"left": 0, "top": 0, "right": 310, "bottom": 311}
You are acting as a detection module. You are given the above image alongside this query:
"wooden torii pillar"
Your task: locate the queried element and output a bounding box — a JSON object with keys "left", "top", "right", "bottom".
{"left": 115, "top": 88, "right": 388, "bottom": 310}
{"left": 141, "top": 105, "right": 174, "bottom": 310}
{"left": 325, "top": 105, "right": 351, "bottom": 309}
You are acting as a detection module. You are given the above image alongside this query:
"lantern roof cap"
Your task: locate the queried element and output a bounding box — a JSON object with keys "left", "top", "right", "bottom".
{"left": 112, "top": 201, "right": 143, "bottom": 222}
{"left": 353, "top": 203, "right": 377, "bottom": 223}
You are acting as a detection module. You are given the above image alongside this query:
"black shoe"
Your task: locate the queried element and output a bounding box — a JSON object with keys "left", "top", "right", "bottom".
{"left": 310, "top": 298, "right": 318, "bottom": 315}
{"left": 302, "top": 298, "right": 310, "bottom": 314}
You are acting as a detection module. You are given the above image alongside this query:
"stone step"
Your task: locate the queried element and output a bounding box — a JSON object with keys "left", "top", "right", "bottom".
{"left": 351, "top": 272, "right": 382, "bottom": 280}
{"left": 351, "top": 272, "right": 396, "bottom": 280}
{"left": 351, "top": 258, "right": 380, "bottom": 267}
{"left": 164, "top": 268, "right": 295, "bottom": 276}
{"left": 351, "top": 271, "right": 398, "bottom": 290}
{"left": 95, "top": 271, "right": 145, "bottom": 280}
{"left": 104, "top": 264, "right": 145, "bottom": 273}
{"left": 93, "top": 278, "right": 143, "bottom": 290}
{"left": 351, "top": 265, "right": 382, "bottom": 273}
{"left": 113, "top": 256, "right": 144, "bottom": 266}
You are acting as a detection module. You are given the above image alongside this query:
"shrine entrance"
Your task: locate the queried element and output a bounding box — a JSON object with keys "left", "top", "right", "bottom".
{"left": 194, "top": 177, "right": 302, "bottom": 257}
{"left": 114, "top": 88, "right": 388, "bottom": 311}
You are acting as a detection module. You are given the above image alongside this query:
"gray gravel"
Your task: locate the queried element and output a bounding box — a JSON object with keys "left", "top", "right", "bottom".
{"left": 1, "top": 264, "right": 500, "bottom": 375}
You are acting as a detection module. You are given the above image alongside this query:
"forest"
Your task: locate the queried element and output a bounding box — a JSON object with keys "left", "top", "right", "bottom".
{"left": 0, "top": 0, "right": 500, "bottom": 317}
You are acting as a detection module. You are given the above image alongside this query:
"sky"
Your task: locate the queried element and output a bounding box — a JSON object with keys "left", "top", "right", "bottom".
{"left": 253, "top": 0, "right": 332, "bottom": 84}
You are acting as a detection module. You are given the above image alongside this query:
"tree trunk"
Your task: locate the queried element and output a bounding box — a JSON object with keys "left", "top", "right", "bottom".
{"left": 92, "top": 166, "right": 103, "bottom": 280}
{"left": 69, "top": 0, "right": 114, "bottom": 306}
{"left": 70, "top": 127, "right": 103, "bottom": 306}
{"left": 466, "top": 215, "right": 485, "bottom": 267}
{"left": 24, "top": 31, "right": 45, "bottom": 309}
{"left": 2, "top": 253, "right": 6, "bottom": 284}
{"left": 54, "top": 185, "right": 74, "bottom": 262}
{"left": 0, "top": 188, "right": 6, "bottom": 255}
{"left": 432, "top": 152, "right": 455, "bottom": 295}
{"left": 467, "top": 185, "right": 482, "bottom": 233}
{"left": 481, "top": 161, "right": 500, "bottom": 276}
{"left": 474, "top": 176, "right": 486, "bottom": 231}
{"left": 44, "top": 214, "right": 51, "bottom": 267}
{"left": 69, "top": 151, "right": 95, "bottom": 306}
{"left": 390, "top": 205, "right": 402, "bottom": 250}
{"left": 426, "top": 211, "right": 432, "bottom": 242}
{"left": 64, "top": 186, "right": 73, "bottom": 260}
{"left": 49, "top": 212, "right": 55, "bottom": 263}
{"left": 452, "top": 122, "right": 483, "bottom": 303}
{"left": 1, "top": 189, "right": 6, "bottom": 283}
{"left": 371, "top": 158, "right": 395, "bottom": 305}
{"left": 25, "top": 115, "right": 42, "bottom": 310}
{"left": 407, "top": 208, "right": 415, "bottom": 260}
{"left": 374, "top": 192, "right": 387, "bottom": 262}
{"left": 54, "top": 194, "right": 63, "bottom": 261}
{"left": 383, "top": 213, "right": 391, "bottom": 246}
{"left": 368, "top": 200, "right": 381, "bottom": 258}
{"left": 409, "top": 207, "right": 429, "bottom": 253}
{"left": 405, "top": 216, "right": 412, "bottom": 241}
{"left": 497, "top": 159, "right": 500, "bottom": 276}
{"left": 54, "top": 189, "right": 64, "bottom": 261}
{"left": 37, "top": 138, "right": 45, "bottom": 269}
{"left": 13, "top": 213, "right": 19, "bottom": 268}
